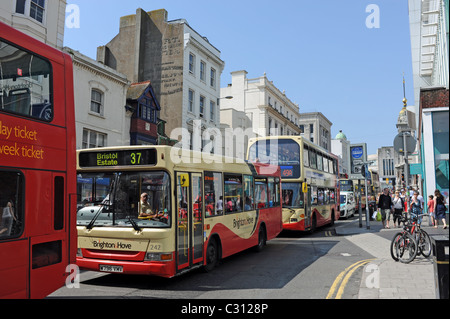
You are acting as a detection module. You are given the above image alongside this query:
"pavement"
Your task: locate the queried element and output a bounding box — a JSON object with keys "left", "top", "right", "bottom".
{"left": 335, "top": 216, "right": 449, "bottom": 299}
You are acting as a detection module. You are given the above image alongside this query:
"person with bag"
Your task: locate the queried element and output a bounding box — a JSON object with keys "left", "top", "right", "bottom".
{"left": 433, "top": 190, "right": 448, "bottom": 229}
{"left": 378, "top": 188, "right": 393, "bottom": 228}
{"left": 392, "top": 191, "right": 404, "bottom": 227}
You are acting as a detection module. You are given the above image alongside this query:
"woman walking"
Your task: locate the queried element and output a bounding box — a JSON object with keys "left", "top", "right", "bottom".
{"left": 433, "top": 190, "right": 448, "bottom": 229}
{"left": 392, "top": 191, "right": 404, "bottom": 227}
{"left": 428, "top": 195, "right": 436, "bottom": 228}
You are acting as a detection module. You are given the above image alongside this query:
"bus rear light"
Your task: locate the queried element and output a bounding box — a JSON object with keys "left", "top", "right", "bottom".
{"left": 145, "top": 252, "right": 173, "bottom": 262}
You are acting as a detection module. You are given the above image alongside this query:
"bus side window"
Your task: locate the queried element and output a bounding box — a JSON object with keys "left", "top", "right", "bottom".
{"left": 0, "top": 171, "right": 24, "bottom": 239}
{"left": 204, "top": 172, "right": 223, "bottom": 217}
{"left": 244, "top": 175, "right": 254, "bottom": 211}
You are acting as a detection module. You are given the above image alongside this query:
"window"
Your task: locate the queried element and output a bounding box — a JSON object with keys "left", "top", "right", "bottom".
{"left": 309, "top": 149, "right": 317, "bottom": 169}
{"left": 15, "top": 0, "right": 26, "bottom": 14}
{"left": 82, "top": 129, "right": 107, "bottom": 149}
{"left": 303, "top": 146, "right": 309, "bottom": 167}
{"left": 137, "top": 97, "right": 157, "bottom": 123}
{"left": 255, "top": 178, "right": 268, "bottom": 208}
{"left": 0, "top": 38, "right": 52, "bottom": 121}
{"left": 188, "top": 89, "right": 194, "bottom": 112}
{"left": 77, "top": 172, "right": 171, "bottom": 228}
{"left": 310, "top": 124, "right": 314, "bottom": 134}
{"left": 329, "top": 189, "right": 336, "bottom": 204}
{"left": 189, "top": 53, "right": 195, "bottom": 74}
{"left": 317, "top": 153, "right": 323, "bottom": 171}
{"left": 268, "top": 177, "right": 280, "bottom": 207}
{"left": 15, "top": 0, "right": 45, "bottom": 23}
{"left": 204, "top": 172, "right": 223, "bottom": 217}
{"left": 323, "top": 156, "right": 329, "bottom": 172}
{"left": 282, "top": 183, "right": 304, "bottom": 208}
{"left": 224, "top": 174, "right": 243, "bottom": 213}
{"left": 210, "top": 68, "right": 216, "bottom": 88}
{"left": 311, "top": 186, "right": 318, "bottom": 205}
{"left": 90, "top": 89, "right": 103, "bottom": 115}
{"left": 200, "top": 61, "right": 206, "bottom": 82}
{"left": 30, "top": 0, "right": 45, "bottom": 23}
{"left": 0, "top": 171, "right": 24, "bottom": 239}
{"left": 199, "top": 96, "right": 205, "bottom": 116}
{"left": 210, "top": 100, "right": 215, "bottom": 121}
{"left": 318, "top": 188, "right": 324, "bottom": 205}
{"left": 244, "top": 175, "right": 254, "bottom": 211}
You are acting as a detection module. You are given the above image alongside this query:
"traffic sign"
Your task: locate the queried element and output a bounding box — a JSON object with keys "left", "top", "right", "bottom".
{"left": 393, "top": 132, "right": 416, "bottom": 155}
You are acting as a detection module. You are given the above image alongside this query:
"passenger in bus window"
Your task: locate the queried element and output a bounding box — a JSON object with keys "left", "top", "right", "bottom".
{"left": 216, "top": 196, "right": 223, "bottom": 214}
{"left": 0, "top": 199, "right": 17, "bottom": 237}
{"left": 139, "top": 193, "right": 155, "bottom": 219}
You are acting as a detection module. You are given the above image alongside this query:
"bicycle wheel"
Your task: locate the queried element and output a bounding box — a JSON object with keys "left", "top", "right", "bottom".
{"left": 418, "top": 229, "right": 432, "bottom": 258}
{"left": 390, "top": 232, "right": 402, "bottom": 262}
{"left": 394, "top": 232, "right": 418, "bottom": 264}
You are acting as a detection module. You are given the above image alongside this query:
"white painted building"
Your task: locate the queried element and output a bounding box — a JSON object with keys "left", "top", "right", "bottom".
{"left": 298, "top": 112, "right": 333, "bottom": 152}
{"left": 63, "top": 48, "right": 131, "bottom": 150}
{"left": 220, "top": 70, "right": 302, "bottom": 139}
{"left": 0, "top": 0, "right": 66, "bottom": 49}
{"left": 331, "top": 130, "right": 351, "bottom": 177}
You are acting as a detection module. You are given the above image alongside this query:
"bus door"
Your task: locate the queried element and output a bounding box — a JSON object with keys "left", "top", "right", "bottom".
{"left": 304, "top": 186, "right": 312, "bottom": 229}
{"left": 176, "top": 172, "right": 204, "bottom": 272}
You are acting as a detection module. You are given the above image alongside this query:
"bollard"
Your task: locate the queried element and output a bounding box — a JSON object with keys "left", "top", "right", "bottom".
{"left": 431, "top": 235, "right": 449, "bottom": 299}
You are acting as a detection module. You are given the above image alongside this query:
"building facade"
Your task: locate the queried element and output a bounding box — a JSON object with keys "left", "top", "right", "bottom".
{"left": 408, "top": 0, "right": 449, "bottom": 202}
{"left": 0, "top": 0, "right": 66, "bottom": 49}
{"left": 97, "top": 8, "right": 225, "bottom": 148}
{"left": 220, "top": 70, "right": 302, "bottom": 138}
{"left": 331, "top": 130, "right": 351, "bottom": 177}
{"left": 298, "top": 112, "right": 332, "bottom": 152}
{"left": 63, "top": 48, "right": 131, "bottom": 150}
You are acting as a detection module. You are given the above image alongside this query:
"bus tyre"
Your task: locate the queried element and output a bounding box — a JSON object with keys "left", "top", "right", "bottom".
{"left": 204, "top": 239, "right": 219, "bottom": 272}
{"left": 254, "top": 226, "right": 266, "bottom": 252}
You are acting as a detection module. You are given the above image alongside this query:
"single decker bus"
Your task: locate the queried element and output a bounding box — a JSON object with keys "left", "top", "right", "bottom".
{"left": 75, "top": 146, "right": 282, "bottom": 277}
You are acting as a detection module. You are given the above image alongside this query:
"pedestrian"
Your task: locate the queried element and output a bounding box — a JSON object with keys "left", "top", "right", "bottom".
{"left": 378, "top": 188, "right": 393, "bottom": 228}
{"left": 392, "top": 191, "right": 404, "bottom": 227}
{"left": 428, "top": 195, "right": 436, "bottom": 228}
{"left": 433, "top": 190, "right": 448, "bottom": 229}
{"left": 410, "top": 191, "right": 423, "bottom": 224}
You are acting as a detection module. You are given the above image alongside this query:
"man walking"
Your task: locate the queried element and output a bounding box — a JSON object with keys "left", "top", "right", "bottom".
{"left": 378, "top": 188, "right": 393, "bottom": 228}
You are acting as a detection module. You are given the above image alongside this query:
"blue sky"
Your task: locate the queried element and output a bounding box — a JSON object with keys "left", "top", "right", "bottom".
{"left": 64, "top": 0, "right": 415, "bottom": 155}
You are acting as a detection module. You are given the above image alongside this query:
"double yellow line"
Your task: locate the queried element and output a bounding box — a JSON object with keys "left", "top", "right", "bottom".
{"left": 326, "top": 259, "right": 375, "bottom": 299}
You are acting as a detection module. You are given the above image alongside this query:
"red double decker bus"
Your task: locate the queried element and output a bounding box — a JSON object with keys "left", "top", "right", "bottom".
{"left": 0, "top": 22, "right": 77, "bottom": 298}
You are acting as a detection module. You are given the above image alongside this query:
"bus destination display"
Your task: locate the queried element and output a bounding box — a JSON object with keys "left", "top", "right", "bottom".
{"left": 79, "top": 149, "right": 157, "bottom": 167}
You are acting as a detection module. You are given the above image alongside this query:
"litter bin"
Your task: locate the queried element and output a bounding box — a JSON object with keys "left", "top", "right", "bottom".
{"left": 432, "top": 235, "right": 449, "bottom": 299}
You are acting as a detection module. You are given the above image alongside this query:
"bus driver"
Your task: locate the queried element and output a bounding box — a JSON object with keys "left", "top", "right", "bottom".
{"left": 139, "top": 193, "right": 156, "bottom": 219}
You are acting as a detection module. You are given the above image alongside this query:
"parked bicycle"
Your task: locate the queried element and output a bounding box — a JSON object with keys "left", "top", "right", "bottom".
{"left": 390, "top": 213, "right": 431, "bottom": 263}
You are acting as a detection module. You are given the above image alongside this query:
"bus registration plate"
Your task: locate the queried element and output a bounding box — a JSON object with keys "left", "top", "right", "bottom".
{"left": 99, "top": 265, "right": 123, "bottom": 273}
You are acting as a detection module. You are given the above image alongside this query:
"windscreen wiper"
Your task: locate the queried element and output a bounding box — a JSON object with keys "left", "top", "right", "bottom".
{"left": 86, "top": 203, "right": 107, "bottom": 230}
{"left": 127, "top": 216, "right": 141, "bottom": 232}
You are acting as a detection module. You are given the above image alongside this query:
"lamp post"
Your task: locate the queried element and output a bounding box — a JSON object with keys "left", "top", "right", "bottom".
{"left": 395, "top": 97, "right": 414, "bottom": 213}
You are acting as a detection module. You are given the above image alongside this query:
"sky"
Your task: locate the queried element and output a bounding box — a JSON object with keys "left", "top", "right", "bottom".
{"left": 64, "top": 0, "right": 415, "bottom": 155}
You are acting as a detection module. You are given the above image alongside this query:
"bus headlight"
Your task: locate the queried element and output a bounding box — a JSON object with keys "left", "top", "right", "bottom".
{"left": 145, "top": 252, "right": 173, "bottom": 262}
